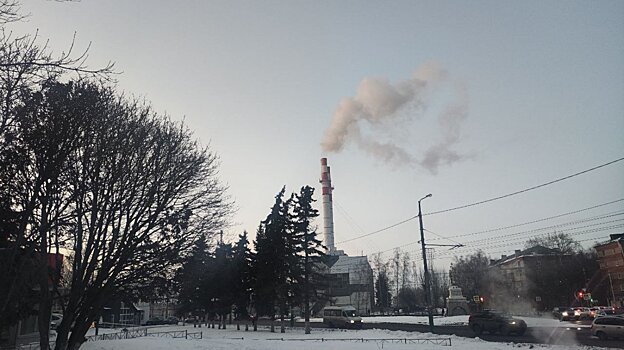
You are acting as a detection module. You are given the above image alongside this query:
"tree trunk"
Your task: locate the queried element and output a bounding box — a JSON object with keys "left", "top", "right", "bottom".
{"left": 280, "top": 303, "right": 285, "bottom": 333}
{"left": 37, "top": 197, "right": 50, "bottom": 350}
{"left": 304, "top": 248, "right": 310, "bottom": 334}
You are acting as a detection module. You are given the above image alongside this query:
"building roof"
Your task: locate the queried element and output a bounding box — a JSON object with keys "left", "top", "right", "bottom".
{"left": 490, "top": 245, "right": 564, "bottom": 266}
{"left": 594, "top": 234, "right": 624, "bottom": 249}
{"left": 328, "top": 255, "right": 371, "bottom": 274}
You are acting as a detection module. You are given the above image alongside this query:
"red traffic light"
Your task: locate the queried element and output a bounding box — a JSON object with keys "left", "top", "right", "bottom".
{"left": 578, "top": 291, "right": 584, "bottom": 298}
{"left": 479, "top": 297, "right": 484, "bottom": 303}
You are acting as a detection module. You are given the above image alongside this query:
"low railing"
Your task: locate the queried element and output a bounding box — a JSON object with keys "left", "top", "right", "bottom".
{"left": 85, "top": 329, "right": 202, "bottom": 342}
{"left": 85, "top": 328, "right": 148, "bottom": 341}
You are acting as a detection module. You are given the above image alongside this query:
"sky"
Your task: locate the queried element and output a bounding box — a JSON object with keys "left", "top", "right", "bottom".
{"left": 11, "top": 0, "right": 624, "bottom": 270}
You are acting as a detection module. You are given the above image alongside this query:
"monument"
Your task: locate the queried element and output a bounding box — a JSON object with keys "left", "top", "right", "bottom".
{"left": 446, "top": 286, "right": 469, "bottom": 316}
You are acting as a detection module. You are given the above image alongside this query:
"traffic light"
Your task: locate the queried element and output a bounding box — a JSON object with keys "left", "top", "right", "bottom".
{"left": 479, "top": 296, "right": 484, "bottom": 303}
{"left": 578, "top": 290, "right": 584, "bottom": 299}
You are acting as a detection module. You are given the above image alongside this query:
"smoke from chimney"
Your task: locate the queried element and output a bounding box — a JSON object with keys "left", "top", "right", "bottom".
{"left": 321, "top": 62, "right": 470, "bottom": 174}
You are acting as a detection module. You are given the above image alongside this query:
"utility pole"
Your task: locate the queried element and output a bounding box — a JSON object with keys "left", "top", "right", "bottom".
{"left": 418, "top": 193, "right": 434, "bottom": 333}
{"left": 609, "top": 273, "right": 616, "bottom": 307}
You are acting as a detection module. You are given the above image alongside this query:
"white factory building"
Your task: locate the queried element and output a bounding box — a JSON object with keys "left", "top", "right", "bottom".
{"left": 317, "top": 158, "right": 374, "bottom": 316}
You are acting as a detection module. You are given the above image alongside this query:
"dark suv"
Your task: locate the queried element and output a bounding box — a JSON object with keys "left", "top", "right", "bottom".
{"left": 469, "top": 310, "right": 527, "bottom": 336}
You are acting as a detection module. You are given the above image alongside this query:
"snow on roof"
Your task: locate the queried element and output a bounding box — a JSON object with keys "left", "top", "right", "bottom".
{"left": 329, "top": 255, "right": 371, "bottom": 274}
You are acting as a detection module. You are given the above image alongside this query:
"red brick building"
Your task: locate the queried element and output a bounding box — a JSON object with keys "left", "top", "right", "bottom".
{"left": 594, "top": 234, "right": 624, "bottom": 307}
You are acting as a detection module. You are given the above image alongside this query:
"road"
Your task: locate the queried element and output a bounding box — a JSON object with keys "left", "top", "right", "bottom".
{"left": 262, "top": 319, "right": 624, "bottom": 348}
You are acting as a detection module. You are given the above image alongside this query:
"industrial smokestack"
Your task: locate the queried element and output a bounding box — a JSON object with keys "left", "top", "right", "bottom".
{"left": 320, "top": 158, "right": 335, "bottom": 254}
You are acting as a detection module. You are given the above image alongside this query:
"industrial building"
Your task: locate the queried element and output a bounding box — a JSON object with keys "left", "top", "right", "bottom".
{"left": 317, "top": 158, "right": 374, "bottom": 316}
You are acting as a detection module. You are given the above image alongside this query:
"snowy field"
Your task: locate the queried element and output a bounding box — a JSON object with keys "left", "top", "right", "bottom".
{"left": 81, "top": 316, "right": 601, "bottom": 350}
{"left": 80, "top": 326, "right": 605, "bottom": 350}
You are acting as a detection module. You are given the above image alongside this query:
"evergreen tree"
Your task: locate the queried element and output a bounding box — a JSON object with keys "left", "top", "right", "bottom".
{"left": 292, "top": 185, "right": 325, "bottom": 334}
{"left": 232, "top": 230, "right": 253, "bottom": 325}
{"left": 253, "top": 187, "right": 291, "bottom": 332}
{"left": 213, "top": 232, "right": 234, "bottom": 329}
{"left": 375, "top": 269, "right": 392, "bottom": 311}
{"left": 176, "top": 235, "right": 211, "bottom": 316}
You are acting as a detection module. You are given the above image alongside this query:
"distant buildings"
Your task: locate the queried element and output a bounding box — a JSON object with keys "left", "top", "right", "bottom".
{"left": 489, "top": 245, "right": 574, "bottom": 311}
{"left": 593, "top": 234, "right": 624, "bottom": 307}
{"left": 320, "top": 254, "right": 374, "bottom": 316}
{"left": 317, "top": 158, "right": 375, "bottom": 316}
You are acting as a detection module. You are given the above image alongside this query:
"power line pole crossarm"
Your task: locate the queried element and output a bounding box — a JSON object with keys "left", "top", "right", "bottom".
{"left": 418, "top": 193, "right": 435, "bottom": 333}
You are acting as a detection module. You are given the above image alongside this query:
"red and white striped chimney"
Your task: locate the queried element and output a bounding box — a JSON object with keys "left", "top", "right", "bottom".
{"left": 320, "top": 158, "right": 335, "bottom": 254}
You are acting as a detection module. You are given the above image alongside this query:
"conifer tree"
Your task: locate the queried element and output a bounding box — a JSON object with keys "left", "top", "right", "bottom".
{"left": 232, "top": 230, "right": 253, "bottom": 327}
{"left": 292, "top": 185, "right": 325, "bottom": 334}
{"left": 252, "top": 187, "right": 290, "bottom": 332}
{"left": 176, "top": 235, "right": 211, "bottom": 316}
{"left": 213, "top": 232, "right": 234, "bottom": 329}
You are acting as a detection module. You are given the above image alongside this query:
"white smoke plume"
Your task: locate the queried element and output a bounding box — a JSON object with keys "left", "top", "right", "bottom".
{"left": 321, "top": 62, "right": 469, "bottom": 174}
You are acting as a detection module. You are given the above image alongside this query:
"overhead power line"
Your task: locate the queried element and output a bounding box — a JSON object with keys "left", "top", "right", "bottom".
{"left": 428, "top": 199, "right": 624, "bottom": 241}
{"left": 369, "top": 211, "right": 623, "bottom": 257}
{"left": 425, "top": 157, "right": 624, "bottom": 216}
{"left": 334, "top": 157, "right": 624, "bottom": 244}
{"left": 431, "top": 224, "right": 624, "bottom": 259}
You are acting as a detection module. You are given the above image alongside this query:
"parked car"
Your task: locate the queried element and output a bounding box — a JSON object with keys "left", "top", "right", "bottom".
{"left": 573, "top": 307, "right": 591, "bottom": 320}
{"left": 589, "top": 307, "right": 601, "bottom": 319}
{"left": 597, "top": 309, "right": 617, "bottom": 317}
{"left": 165, "top": 316, "right": 179, "bottom": 325}
{"left": 144, "top": 317, "right": 166, "bottom": 325}
{"left": 591, "top": 316, "right": 624, "bottom": 340}
{"left": 559, "top": 308, "right": 575, "bottom": 321}
{"left": 468, "top": 310, "right": 527, "bottom": 336}
{"left": 552, "top": 307, "right": 568, "bottom": 319}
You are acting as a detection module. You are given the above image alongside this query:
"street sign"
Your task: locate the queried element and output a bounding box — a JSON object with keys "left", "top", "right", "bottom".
{"left": 584, "top": 293, "right": 591, "bottom": 301}
{"left": 473, "top": 295, "right": 480, "bottom": 302}
{"left": 535, "top": 296, "right": 542, "bottom": 302}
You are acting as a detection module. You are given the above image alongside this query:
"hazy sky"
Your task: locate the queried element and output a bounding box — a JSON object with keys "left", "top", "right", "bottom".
{"left": 13, "top": 0, "right": 624, "bottom": 270}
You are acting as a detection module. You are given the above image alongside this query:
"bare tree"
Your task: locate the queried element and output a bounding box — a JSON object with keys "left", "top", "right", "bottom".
{"left": 3, "top": 80, "right": 231, "bottom": 350}
{"left": 51, "top": 83, "right": 230, "bottom": 350}
{"left": 0, "top": 3, "right": 117, "bottom": 346}
{"left": 449, "top": 250, "right": 490, "bottom": 300}
{"left": 525, "top": 231, "right": 582, "bottom": 254}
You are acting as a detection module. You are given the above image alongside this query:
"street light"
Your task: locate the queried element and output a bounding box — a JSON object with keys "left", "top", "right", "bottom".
{"left": 418, "top": 193, "right": 434, "bottom": 333}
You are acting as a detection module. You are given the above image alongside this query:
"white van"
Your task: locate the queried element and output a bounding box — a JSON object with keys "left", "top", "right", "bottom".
{"left": 322, "top": 306, "right": 362, "bottom": 329}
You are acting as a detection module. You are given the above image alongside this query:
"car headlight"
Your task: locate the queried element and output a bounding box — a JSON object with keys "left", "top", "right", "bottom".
{"left": 350, "top": 320, "right": 355, "bottom": 323}
{"left": 509, "top": 321, "right": 516, "bottom": 325}
{"left": 562, "top": 311, "right": 568, "bottom": 316}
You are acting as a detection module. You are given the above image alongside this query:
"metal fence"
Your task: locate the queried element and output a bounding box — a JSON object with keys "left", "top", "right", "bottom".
{"left": 84, "top": 329, "right": 203, "bottom": 342}
{"left": 85, "top": 328, "right": 148, "bottom": 342}
{"left": 147, "top": 330, "right": 202, "bottom": 340}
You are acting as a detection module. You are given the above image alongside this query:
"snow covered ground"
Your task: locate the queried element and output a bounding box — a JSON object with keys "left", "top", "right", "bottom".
{"left": 80, "top": 326, "right": 605, "bottom": 350}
